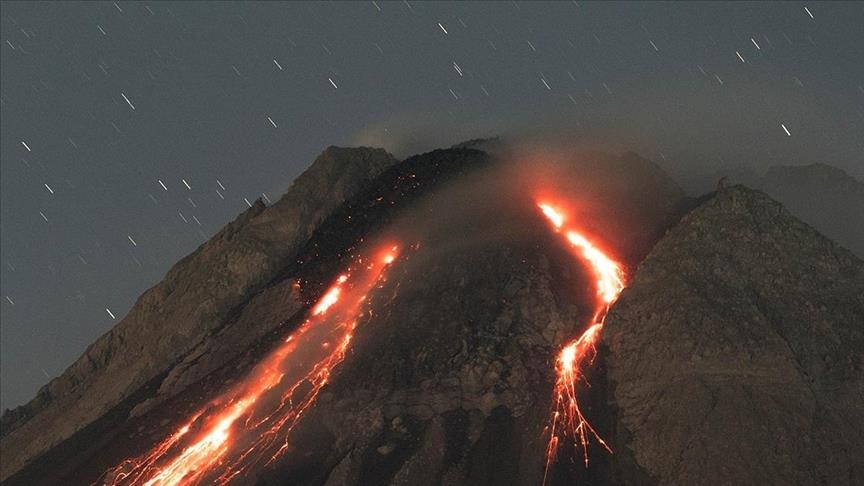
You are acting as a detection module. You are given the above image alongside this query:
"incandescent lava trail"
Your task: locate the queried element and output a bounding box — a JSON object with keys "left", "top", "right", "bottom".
{"left": 99, "top": 243, "right": 401, "bottom": 486}
{"left": 537, "top": 202, "right": 627, "bottom": 483}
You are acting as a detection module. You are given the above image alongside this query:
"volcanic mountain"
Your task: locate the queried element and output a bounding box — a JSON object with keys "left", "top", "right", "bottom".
{"left": 1, "top": 143, "right": 862, "bottom": 486}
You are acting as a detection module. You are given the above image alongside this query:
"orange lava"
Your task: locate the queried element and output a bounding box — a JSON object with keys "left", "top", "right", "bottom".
{"left": 99, "top": 244, "right": 401, "bottom": 486}
{"left": 537, "top": 202, "right": 627, "bottom": 483}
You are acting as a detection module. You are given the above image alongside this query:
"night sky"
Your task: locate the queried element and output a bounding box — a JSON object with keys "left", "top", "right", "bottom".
{"left": 1, "top": 1, "right": 862, "bottom": 411}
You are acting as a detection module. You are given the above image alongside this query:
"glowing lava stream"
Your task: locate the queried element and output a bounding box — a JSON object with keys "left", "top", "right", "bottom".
{"left": 100, "top": 244, "right": 401, "bottom": 486}
{"left": 537, "top": 202, "right": 627, "bottom": 483}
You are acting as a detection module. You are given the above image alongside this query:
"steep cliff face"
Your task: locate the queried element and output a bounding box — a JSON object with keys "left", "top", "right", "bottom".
{"left": 603, "top": 185, "right": 864, "bottom": 485}
{"left": 0, "top": 146, "right": 398, "bottom": 481}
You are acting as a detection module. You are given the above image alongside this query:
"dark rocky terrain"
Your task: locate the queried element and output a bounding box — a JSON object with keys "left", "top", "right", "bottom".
{"left": 603, "top": 185, "right": 864, "bottom": 484}
{"left": 2, "top": 143, "right": 862, "bottom": 486}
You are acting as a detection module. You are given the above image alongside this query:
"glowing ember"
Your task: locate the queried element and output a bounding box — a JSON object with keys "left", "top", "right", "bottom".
{"left": 537, "top": 201, "right": 627, "bottom": 483}
{"left": 538, "top": 203, "right": 565, "bottom": 229}
{"left": 100, "top": 244, "right": 400, "bottom": 486}
{"left": 311, "top": 274, "right": 347, "bottom": 316}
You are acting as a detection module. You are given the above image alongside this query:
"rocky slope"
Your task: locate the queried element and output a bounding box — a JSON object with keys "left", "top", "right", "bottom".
{"left": 603, "top": 185, "right": 864, "bottom": 484}
{"left": 0, "top": 146, "right": 398, "bottom": 481}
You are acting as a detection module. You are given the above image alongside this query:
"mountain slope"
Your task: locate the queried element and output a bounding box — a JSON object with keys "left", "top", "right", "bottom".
{"left": 603, "top": 185, "right": 864, "bottom": 484}
{"left": 0, "top": 146, "right": 398, "bottom": 481}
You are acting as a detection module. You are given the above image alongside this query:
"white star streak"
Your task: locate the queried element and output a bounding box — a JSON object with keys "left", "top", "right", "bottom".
{"left": 121, "top": 92, "right": 135, "bottom": 110}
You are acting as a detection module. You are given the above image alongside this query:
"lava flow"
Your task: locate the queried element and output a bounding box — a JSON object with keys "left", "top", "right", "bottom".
{"left": 537, "top": 202, "right": 627, "bottom": 483}
{"left": 99, "top": 244, "right": 401, "bottom": 486}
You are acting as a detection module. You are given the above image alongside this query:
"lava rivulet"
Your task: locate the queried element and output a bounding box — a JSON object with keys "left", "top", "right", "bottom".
{"left": 537, "top": 202, "right": 627, "bottom": 483}
{"left": 99, "top": 244, "right": 401, "bottom": 486}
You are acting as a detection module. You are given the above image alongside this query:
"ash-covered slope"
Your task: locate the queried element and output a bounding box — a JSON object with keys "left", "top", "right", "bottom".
{"left": 603, "top": 185, "right": 864, "bottom": 484}
{"left": 0, "top": 146, "right": 398, "bottom": 481}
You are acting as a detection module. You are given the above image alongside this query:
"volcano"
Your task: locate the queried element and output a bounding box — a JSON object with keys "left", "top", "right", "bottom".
{"left": 1, "top": 143, "right": 862, "bottom": 486}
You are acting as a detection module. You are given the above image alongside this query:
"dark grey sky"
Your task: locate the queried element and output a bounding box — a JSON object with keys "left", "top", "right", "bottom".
{"left": 1, "top": 1, "right": 862, "bottom": 410}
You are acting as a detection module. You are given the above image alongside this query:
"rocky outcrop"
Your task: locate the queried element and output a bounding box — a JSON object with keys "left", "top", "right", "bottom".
{"left": 0, "top": 146, "right": 398, "bottom": 481}
{"left": 603, "top": 185, "right": 864, "bottom": 484}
